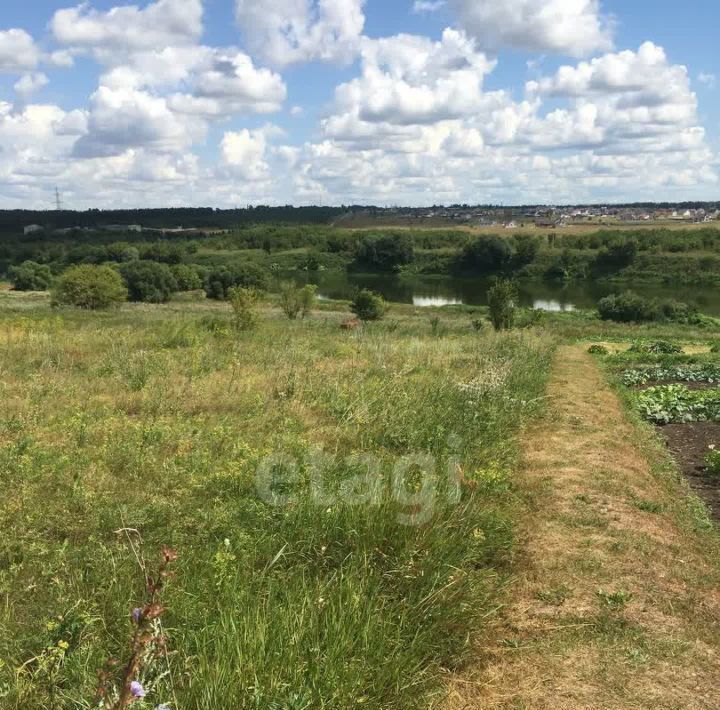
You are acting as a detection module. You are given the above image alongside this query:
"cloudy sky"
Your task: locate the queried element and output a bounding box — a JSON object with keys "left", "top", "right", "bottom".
{"left": 0, "top": 0, "right": 718, "bottom": 209}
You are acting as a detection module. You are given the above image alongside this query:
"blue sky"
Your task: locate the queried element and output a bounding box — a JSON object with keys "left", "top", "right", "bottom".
{"left": 0, "top": 0, "right": 718, "bottom": 208}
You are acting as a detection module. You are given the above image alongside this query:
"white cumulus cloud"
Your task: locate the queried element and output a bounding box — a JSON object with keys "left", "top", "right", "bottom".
{"left": 0, "top": 29, "right": 41, "bottom": 73}
{"left": 447, "top": 0, "right": 613, "bottom": 56}
{"left": 51, "top": 0, "right": 203, "bottom": 52}
{"left": 235, "top": 0, "right": 366, "bottom": 67}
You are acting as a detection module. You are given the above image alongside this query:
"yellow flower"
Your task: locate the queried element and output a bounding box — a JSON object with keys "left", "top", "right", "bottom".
{"left": 57, "top": 640, "right": 69, "bottom": 650}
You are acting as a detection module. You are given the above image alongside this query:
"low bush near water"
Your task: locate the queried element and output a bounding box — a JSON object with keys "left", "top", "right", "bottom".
{"left": 598, "top": 291, "right": 698, "bottom": 324}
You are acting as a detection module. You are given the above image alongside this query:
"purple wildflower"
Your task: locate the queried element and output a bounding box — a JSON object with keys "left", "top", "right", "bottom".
{"left": 130, "top": 681, "right": 146, "bottom": 698}
{"left": 132, "top": 608, "right": 143, "bottom": 624}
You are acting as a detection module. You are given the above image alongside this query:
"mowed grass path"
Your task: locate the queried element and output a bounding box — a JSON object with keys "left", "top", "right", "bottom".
{"left": 445, "top": 345, "right": 720, "bottom": 709}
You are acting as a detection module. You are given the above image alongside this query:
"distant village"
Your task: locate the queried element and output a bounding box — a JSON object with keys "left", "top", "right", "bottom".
{"left": 373, "top": 205, "right": 720, "bottom": 229}
{"left": 19, "top": 203, "right": 720, "bottom": 236}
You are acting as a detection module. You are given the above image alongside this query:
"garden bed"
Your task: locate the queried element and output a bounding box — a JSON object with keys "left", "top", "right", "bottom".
{"left": 661, "top": 422, "right": 720, "bottom": 517}
{"left": 636, "top": 381, "right": 719, "bottom": 391}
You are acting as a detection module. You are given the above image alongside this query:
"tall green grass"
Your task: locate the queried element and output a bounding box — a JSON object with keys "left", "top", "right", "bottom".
{"left": 0, "top": 301, "right": 553, "bottom": 708}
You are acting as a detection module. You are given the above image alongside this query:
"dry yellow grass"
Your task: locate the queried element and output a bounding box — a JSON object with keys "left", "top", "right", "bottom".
{"left": 443, "top": 345, "right": 720, "bottom": 709}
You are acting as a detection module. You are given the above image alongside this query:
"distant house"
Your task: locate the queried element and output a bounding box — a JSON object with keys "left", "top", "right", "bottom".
{"left": 535, "top": 215, "right": 559, "bottom": 228}
{"left": 24, "top": 224, "right": 44, "bottom": 235}
{"left": 101, "top": 224, "right": 142, "bottom": 233}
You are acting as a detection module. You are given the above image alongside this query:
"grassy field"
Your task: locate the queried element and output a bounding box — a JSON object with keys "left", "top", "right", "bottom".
{"left": 0, "top": 293, "right": 554, "bottom": 708}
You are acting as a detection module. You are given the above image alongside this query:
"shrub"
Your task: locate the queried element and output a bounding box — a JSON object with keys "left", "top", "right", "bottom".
{"left": 279, "top": 282, "right": 318, "bottom": 320}
{"left": 598, "top": 291, "right": 657, "bottom": 322}
{"left": 461, "top": 236, "right": 513, "bottom": 274}
{"left": 588, "top": 344, "right": 608, "bottom": 355}
{"left": 350, "top": 289, "right": 387, "bottom": 321}
{"left": 228, "top": 287, "right": 261, "bottom": 331}
{"left": 593, "top": 240, "right": 638, "bottom": 272}
{"left": 9, "top": 260, "right": 53, "bottom": 291}
{"left": 512, "top": 236, "right": 539, "bottom": 270}
{"left": 471, "top": 318, "right": 484, "bottom": 332}
{"left": 52, "top": 265, "right": 128, "bottom": 309}
{"left": 171, "top": 264, "right": 204, "bottom": 292}
{"left": 119, "top": 260, "right": 178, "bottom": 303}
{"left": 487, "top": 279, "right": 517, "bottom": 331}
{"left": 658, "top": 299, "right": 699, "bottom": 324}
{"left": 299, "top": 284, "right": 318, "bottom": 319}
{"left": 628, "top": 340, "right": 682, "bottom": 355}
{"left": 705, "top": 446, "right": 720, "bottom": 476}
{"left": 353, "top": 233, "right": 414, "bottom": 271}
{"left": 204, "top": 263, "right": 270, "bottom": 300}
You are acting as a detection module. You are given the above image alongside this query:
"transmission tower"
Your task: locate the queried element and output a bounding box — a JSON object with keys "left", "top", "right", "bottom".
{"left": 55, "top": 187, "right": 63, "bottom": 211}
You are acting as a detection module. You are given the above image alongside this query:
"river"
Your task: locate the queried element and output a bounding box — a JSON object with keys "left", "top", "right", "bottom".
{"left": 289, "top": 272, "right": 720, "bottom": 315}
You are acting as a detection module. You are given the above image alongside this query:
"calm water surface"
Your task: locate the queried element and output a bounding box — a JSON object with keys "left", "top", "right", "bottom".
{"left": 292, "top": 272, "right": 720, "bottom": 315}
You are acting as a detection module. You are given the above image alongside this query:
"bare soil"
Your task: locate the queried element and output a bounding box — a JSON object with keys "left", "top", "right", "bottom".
{"left": 661, "top": 422, "right": 720, "bottom": 517}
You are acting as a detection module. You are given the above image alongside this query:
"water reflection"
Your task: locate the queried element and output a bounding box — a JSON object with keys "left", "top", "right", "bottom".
{"left": 412, "top": 295, "right": 463, "bottom": 307}
{"left": 532, "top": 299, "right": 576, "bottom": 313}
{"left": 291, "top": 271, "right": 720, "bottom": 316}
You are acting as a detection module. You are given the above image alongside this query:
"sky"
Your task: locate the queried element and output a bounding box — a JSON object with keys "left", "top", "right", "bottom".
{"left": 0, "top": 0, "right": 718, "bottom": 209}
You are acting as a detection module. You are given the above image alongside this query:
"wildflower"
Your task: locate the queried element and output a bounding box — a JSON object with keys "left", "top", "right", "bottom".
{"left": 155, "top": 705, "right": 172, "bottom": 710}
{"left": 130, "top": 681, "right": 146, "bottom": 698}
{"left": 57, "top": 640, "right": 69, "bottom": 650}
{"left": 132, "top": 608, "right": 143, "bottom": 624}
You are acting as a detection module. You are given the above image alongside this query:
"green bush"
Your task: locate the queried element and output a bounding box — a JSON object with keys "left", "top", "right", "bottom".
{"left": 588, "top": 344, "right": 608, "bottom": 355}
{"left": 353, "top": 233, "right": 414, "bottom": 272}
{"left": 228, "top": 287, "right": 261, "bottom": 331}
{"left": 171, "top": 264, "right": 204, "bottom": 292}
{"left": 9, "top": 261, "right": 53, "bottom": 291}
{"left": 705, "top": 446, "right": 720, "bottom": 476}
{"left": 593, "top": 240, "right": 638, "bottom": 272}
{"left": 350, "top": 289, "right": 387, "bottom": 321}
{"left": 598, "top": 291, "right": 657, "bottom": 322}
{"left": 119, "top": 260, "right": 178, "bottom": 303}
{"left": 279, "top": 282, "right": 318, "bottom": 320}
{"left": 487, "top": 279, "right": 517, "bottom": 331}
{"left": 599, "top": 292, "right": 699, "bottom": 324}
{"left": 628, "top": 340, "right": 683, "bottom": 355}
{"left": 461, "top": 236, "right": 513, "bottom": 274}
{"left": 52, "top": 265, "right": 128, "bottom": 309}
{"left": 204, "top": 263, "right": 270, "bottom": 300}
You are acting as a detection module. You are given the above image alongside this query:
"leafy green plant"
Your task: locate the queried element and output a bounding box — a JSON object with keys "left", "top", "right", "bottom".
{"left": 588, "top": 344, "right": 608, "bottom": 355}
{"left": 350, "top": 289, "right": 387, "bottom": 321}
{"left": 228, "top": 286, "right": 261, "bottom": 331}
{"left": 279, "top": 282, "right": 318, "bottom": 320}
{"left": 705, "top": 446, "right": 720, "bottom": 477}
{"left": 634, "top": 384, "right": 720, "bottom": 424}
{"left": 622, "top": 363, "right": 720, "bottom": 386}
{"left": 52, "top": 265, "right": 128, "bottom": 310}
{"left": 9, "top": 261, "right": 53, "bottom": 291}
{"left": 596, "top": 588, "right": 633, "bottom": 610}
{"left": 487, "top": 279, "right": 517, "bottom": 331}
{"left": 119, "top": 260, "right": 178, "bottom": 303}
{"left": 628, "top": 340, "right": 683, "bottom": 355}
{"left": 204, "top": 263, "right": 270, "bottom": 300}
